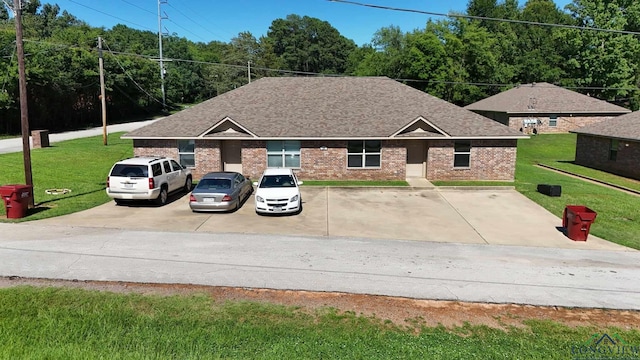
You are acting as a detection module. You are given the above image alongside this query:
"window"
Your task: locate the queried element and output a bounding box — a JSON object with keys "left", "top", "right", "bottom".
{"left": 609, "top": 139, "right": 619, "bottom": 161}
{"left": 347, "top": 140, "right": 381, "bottom": 168}
{"left": 549, "top": 115, "right": 558, "bottom": 127}
{"left": 170, "top": 160, "right": 183, "bottom": 171}
{"left": 151, "top": 163, "right": 162, "bottom": 177}
{"left": 454, "top": 141, "right": 471, "bottom": 168}
{"left": 267, "top": 141, "right": 300, "bottom": 168}
{"left": 163, "top": 160, "right": 172, "bottom": 173}
{"left": 178, "top": 140, "right": 195, "bottom": 168}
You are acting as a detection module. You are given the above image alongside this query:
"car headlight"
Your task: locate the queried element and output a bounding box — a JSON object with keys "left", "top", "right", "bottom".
{"left": 256, "top": 195, "right": 264, "bottom": 202}
{"left": 290, "top": 195, "right": 298, "bottom": 202}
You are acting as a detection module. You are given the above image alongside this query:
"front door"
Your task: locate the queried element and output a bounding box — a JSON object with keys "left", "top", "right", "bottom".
{"left": 222, "top": 141, "right": 242, "bottom": 173}
{"left": 406, "top": 140, "right": 425, "bottom": 178}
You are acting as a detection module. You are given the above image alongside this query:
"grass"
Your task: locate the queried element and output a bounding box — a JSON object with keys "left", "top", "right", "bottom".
{"left": 514, "top": 134, "right": 639, "bottom": 249}
{"left": 0, "top": 286, "right": 638, "bottom": 359}
{"left": 530, "top": 134, "right": 640, "bottom": 192}
{"left": 1, "top": 132, "right": 638, "bottom": 248}
{"left": 0, "top": 133, "right": 133, "bottom": 221}
{"left": 431, "top": 180, "right": 514, "bottom": 187}
{"left": 302, "top": 180, "right": 409, "bottom": 186}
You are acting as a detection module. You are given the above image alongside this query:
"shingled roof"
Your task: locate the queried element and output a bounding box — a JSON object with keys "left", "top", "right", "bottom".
{"left": 465, "top": 82, "right": 631, "bottom": 115}
{"left": 572, "top": 111, "right": 640, "bottom": 141}
{"left": 124, "top": 77, "right": 525, "bottom": 139}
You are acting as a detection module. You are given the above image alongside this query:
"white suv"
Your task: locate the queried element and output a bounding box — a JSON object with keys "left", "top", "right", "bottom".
{"left": 106, "top": 156, "right": 192, "bottom": 206}
{"left": 253, "top": 168, "right": 303, "bottom": 214}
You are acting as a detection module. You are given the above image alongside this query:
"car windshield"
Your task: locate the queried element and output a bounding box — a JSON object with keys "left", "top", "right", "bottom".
{"left": 259, "top": 175, "right": 295, "bottom": 188}
{"left": 196, "top": 178, "right": 232, "bottom": 190}
{"left": 111, "top": 164, "right": 148, "bottom": 178}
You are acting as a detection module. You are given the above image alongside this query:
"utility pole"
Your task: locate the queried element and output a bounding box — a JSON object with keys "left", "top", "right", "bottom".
{"left": 157, "top": 0, "right": 167, "bottom": 109}
{"left": 248, "top": 61, "right": 251, "bottom": 84}
{"left": 13, "top": 0, "right": 34, "bottom": 207}
{"left": 98, "top": 36, "right": 107, "bottom": 145}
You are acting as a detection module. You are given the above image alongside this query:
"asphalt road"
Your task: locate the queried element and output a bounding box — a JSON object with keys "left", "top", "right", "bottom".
{"left": 1, "top": 222, "right": 639, "bottom": 310}
{"left": 0, "top": 120, "right": 158, "bottom": 154}
{"left": 1, "top": 119, "right": 639, "bottom": 310}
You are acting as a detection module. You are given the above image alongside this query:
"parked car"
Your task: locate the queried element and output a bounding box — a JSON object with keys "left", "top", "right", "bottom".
{"left": 189, "top": 172, "right": 253, "bottom": 212}
{"left": 253, "top": 168, "right": 303, "bottom": 214}
{"left": 106, "top": 156, "right": 192, "bottom": 206}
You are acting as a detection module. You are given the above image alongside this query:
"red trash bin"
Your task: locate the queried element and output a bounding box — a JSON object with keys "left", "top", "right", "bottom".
{"left": 563, "top": 205, "right": 597, "bottom": 241}
{"left": 0, "top": 184, "right": 33, "bottom": 219}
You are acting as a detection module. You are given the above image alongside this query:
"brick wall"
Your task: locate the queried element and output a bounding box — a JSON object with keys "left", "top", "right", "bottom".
{"left": 134, "top": 139, "right": 516, "bottom": 181}
{"left": 193, "top": 140, "right": 222, "bottom": 179}
{"left": 240, "top": 140, "right": 406, "bottom": 181}
{"left": 133, "top": 139, "right": 222, "bottom": 179}
{"left": 426, "top": 139, "right": 517, "bottom": 181}
{"left": 508, "top": 115, "right": 615, "bottom": 134}
{"left": 133, "top": 139, "right": 178, "bottom": 159}
{"left": 575, "top": 135, "right": 640, "bottom": 180}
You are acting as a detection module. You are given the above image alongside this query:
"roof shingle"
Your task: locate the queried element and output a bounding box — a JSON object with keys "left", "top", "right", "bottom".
{"left": 125, "top": 77, "right": 525, "bottom": 139}
{"left": 571, "top": 111, "right": 640, "bottom": 141}
{"left": 465, "top": 82, "right": 631, "bottom": 114}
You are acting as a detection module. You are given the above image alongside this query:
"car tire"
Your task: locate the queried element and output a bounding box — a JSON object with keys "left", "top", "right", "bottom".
{"left": 155, "top": 187, "right": 168, "bottom": 206}
{"left": 114, "top": 199, "right": 124, "bottom": 206}
{"left": 184, "top": 176, "right": 192, "bottom": 193}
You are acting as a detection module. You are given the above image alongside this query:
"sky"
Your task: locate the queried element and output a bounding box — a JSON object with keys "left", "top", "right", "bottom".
{"left": 45, "top": 0, "right": 574, "bottom": 46}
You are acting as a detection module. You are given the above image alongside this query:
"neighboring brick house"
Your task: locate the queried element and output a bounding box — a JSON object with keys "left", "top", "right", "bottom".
{"left": 571, "top": 111, "right": 640, "bottom": 180}
{"left": 465, "top": 82, "right": 630, "bottom": 134}
{"left": 123, "top": 77, "right": 527, "bottom": 182}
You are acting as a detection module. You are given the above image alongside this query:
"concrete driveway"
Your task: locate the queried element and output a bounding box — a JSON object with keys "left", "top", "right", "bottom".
{"left": 35, "top": 187, "right": 630, "bottom": 251}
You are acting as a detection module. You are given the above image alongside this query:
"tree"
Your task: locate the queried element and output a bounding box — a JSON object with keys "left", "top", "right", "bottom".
{"left": 265, "top": 14, "right": 356, "bottom": 74}
{"left": 562, "top": 0, "right": 640, "bottom": 102}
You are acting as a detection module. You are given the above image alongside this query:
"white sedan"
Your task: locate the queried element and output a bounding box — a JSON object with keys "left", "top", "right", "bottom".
{"left": 253, "top": 168, "right": 303, "bottom": 215}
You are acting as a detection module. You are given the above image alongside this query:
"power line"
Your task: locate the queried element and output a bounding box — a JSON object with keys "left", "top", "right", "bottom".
{"left": 102, "top": 39, "right": 165, "bottom": 106}
{"left": 118, "top": 0, "right": 155, "bottom": 16}
{"left": 166, "top": 2, "right": 232, "bottom": 42}
{"left": 67, "top": 0, "right": 155, "bottom": 32}
{"left": 20, "top": 38, "right": 640, "bottom": 94}
{"left": 328, "top": 0, "right": 640, "bottom": 36}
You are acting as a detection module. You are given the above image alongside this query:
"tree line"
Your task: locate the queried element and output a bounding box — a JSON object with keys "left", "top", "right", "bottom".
{"left": 1, "top": 0, "right": 639, "bottom": 135}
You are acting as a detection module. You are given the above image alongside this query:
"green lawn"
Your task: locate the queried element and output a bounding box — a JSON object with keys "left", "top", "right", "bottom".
{"left": 0, "top": 286, "right": 637, "bottom": 359}
{"left": 0, "top": 133, "right": 133, "bottom": 221}
{"left": 302, "top": 180, "right": 409, "bottom": 186}
{"left": 514, "top": 134, "right": 640, "bottom": 249}
{"left": 1, "top": 132, "right": 638, "bottom": 248}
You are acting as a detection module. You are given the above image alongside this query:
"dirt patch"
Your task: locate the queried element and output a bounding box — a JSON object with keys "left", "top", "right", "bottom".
{"left": 1, "top": 276, "right": 638, "bottom": 330}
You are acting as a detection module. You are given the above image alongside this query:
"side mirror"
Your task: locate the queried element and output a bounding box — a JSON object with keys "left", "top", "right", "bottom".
{"left": 298, "top": 180, "right": 304, "bottom": 185}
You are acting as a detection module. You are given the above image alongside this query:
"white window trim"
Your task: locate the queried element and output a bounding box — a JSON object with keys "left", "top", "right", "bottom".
{"left": 347, "top": 140, "right": 382, "bottom": 169}
{"left": 177, "top": 139, "right": 195, "bottom": 168}
{"left": 549, "top": 115, "right": 558, "bottom": 127}
{"left": 266, "top": 140, "right": 301, "bottom": 169}
{"left": 453, "top": 141, "right": 471, "bottom": 169}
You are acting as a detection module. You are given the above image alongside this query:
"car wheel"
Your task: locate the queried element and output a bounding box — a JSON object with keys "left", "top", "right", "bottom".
{"left": 184, "top": 176, "right": 192, "bottom": 192}
{"left": 155, "top": 187, "right": 168, "bottom": 206}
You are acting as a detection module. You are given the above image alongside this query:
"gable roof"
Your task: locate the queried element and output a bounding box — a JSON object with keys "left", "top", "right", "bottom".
{"left": 465, "top": 82, "right": 631, "bottom": 115}
{"left": 571, "top": 111, "right": 640, "bottom": 142}
{"left": 124, "top": 77, "right": 525, "bottom": 140}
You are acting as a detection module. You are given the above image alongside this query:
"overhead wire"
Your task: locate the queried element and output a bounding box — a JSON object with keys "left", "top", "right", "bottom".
{"left": 102, "top": 39, "right": 165, "bottom": 106}
{"left": 166, "top": 1, "right": 234, "bottom": 42}
{"left": 66, "top": 0, "right": 155, "bottom": 32}
{"left": 19, "top": 38, "right": 640, "bottom": 93}
{"left": 327, "top": 0, "right": 640, "bottom": 36}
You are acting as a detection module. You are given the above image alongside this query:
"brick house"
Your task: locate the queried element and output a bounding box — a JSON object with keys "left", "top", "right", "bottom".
{"left": 572, "top": 111, "right": 640, "bottom": 180}
{"left": 123, "top": 77, "right": 527, "bottom": 181}
{"left": 465, "top": 82, "right": 630, "bottom": 134}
